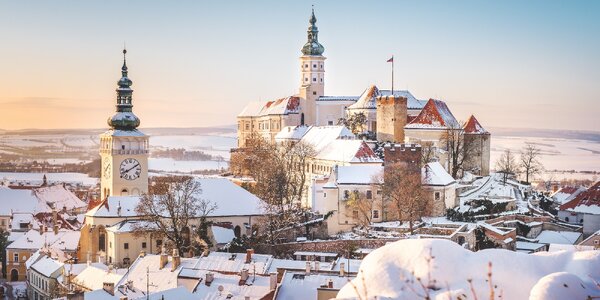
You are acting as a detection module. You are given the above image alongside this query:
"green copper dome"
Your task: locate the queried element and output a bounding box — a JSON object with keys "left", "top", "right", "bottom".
{"left": 108, "top": 49, "right": 141, "bottom": 130}
{"left": 301, "top": 8, "right": 325, "bottom": 56}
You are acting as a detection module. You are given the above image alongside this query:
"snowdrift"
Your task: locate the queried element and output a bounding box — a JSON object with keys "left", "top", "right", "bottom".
{"left": 336, "top": 239, "right": 600, "bottom": 300}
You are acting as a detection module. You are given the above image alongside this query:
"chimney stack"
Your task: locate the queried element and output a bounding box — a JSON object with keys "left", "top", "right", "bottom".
{"left": 245, "top": 249, "right": 254, "bottom": 263}
{"left": 171, "top": 248, "right": 180, "bottom": 271}
{"left": 305, "top": 261, "right": 311, "bottom": 275}
{"left": 205, "top": 272, "right": 214, "bottom": 286}
{"left": 52, "top": 208, "right": 58, "bottom": 227}
{"left": 103, "top": 282, "right": 115, "bottom": 296}
{"left": 269, "top": 272, "right": 278, "bottom": 290}
{"left": 53, "top": 224, "right": 59, "bottom": 235}
{"left": 239, "top": 269, "right": 249, "bottom": 285}
{"left": 159, "top": 246, "right": 168, "bottom": 269}
{"left": 339, "top": 262, "right": 346, "bottom": 277}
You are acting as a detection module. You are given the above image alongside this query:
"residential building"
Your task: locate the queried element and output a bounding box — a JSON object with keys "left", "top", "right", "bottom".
{"left": 558, "top": 181, "right": 600, "bottom": 235}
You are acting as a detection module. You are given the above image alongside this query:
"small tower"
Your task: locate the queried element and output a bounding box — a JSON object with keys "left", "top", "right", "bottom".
{"left": 99, "top": 49, "right": 149, "bottom": 200}
{"left": 299, "top": 7, "right": 326, "bottom": 126}
{"left": 463, "top": 115, "right": 491, "bottom": 176}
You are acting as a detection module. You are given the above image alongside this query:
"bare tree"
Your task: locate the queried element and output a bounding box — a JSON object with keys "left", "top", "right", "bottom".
{"left": 420, "top": 141, "right": 437, "bottom": 165}
{"left": 495, "top": 149, "right": 519, "bottom": 185}
{"left": 345, "top": 184, "right": 382, "bottom": 227}
{"left": 382, "top": 162, "right": 428, "bottom": 234}
{"left": 520, "top": 144, "right": 543, "bottom": 184}
{"left": 440, "top": 122, "right": 476, "bottom": 179}
{"left": 134, "top": 176, "right": 216, "bottom": 256}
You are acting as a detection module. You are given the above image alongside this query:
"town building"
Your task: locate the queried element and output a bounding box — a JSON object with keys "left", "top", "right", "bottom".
{"left": 462, "top": 115, "right": 491, "bottom": 176}
{"left": 559, "top": 181, "right": 600, "bottom": 235}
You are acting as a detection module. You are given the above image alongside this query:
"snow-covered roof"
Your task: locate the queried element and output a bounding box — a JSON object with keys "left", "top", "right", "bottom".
{"left": 315, "top": 140, "right": 382, "bottom": 163}
{"left": 106, "top": 220, "right": 157, "bottom": 233}
{"left": 559, "top": 181, "right": 600, "bottom": 215}
{"left": 317, "top": 95, "right": 359, "bottom": 102}
{"left": 10, "top": 213, "right": 36, "bottom": 230}
{"left": 548, "top": 244, "right": 595, "bottom": 252}
{"left": 73, "top": 264, "right": 127, "bottom": 291}
{"left": 405, "top": 98, "right": 460, "bottom": 129}
{"left": 335, "top": 165, "right": 383, "bottom": 185}
{"left": 275, "top": 271, "right": 353, "bottom": 300}
{"left": 238, "top": 96, "right": 300, "bottom": 117}
{"left": 34, "top": 185, "right": 87, "bottom": 211}
{"left": 463, "top": 115, "right": 489, "bottom": 134}
{"left": 30, "top": 255, "right": 64, "bottom": 277}
{"left": 211, "top": 225, "right": 235, "bottom": 245}
{"left": 536, "top": 230, "right": 582, "bottom": 245}
{"left": 337, "top": 239, "right": 600, "bottom": 300}
{"left": 274, "top": 125, "right": 311, "bottom": 141}
{"left": 7, "top": 229, "right": 80, "bottom": 251}
{"left": 516, "top": 241, "right": 546, "bottom": 252}
{"left": 551, "top": 186, "right": 587, "bottom": 205}
{"left": 85, "top": 196, "right": 141, "bottom": 218}
{"left": 298, "top": 126, "right": 355, "bottom": 153}
{"left": 190, "top": 251, "right": 272, "bottom": 274}
{"left": 347, "top": 85, "right": 379, "bottom": 110}
{"left": 0, "top": 188, "right": 51, "bottom": 215}
{"left": 422, "top": 162, "right": 455, "bottom": 186}
{"left": 379, "top": 89, "right": 427, "bottom": 110}
{"left": 101, "top": 128, "right": 147, "bottom": 137}
{"left": 199, "top": 177, "right": 266, "bottom": 217}
{"left": 178, "top": 269, "right": 272, "bottom": 299}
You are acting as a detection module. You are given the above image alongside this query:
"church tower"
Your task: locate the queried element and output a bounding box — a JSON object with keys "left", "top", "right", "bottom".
{"left": 299, "top": 7, "right": 326, "bottom": 126}
{"left": 99, "top": 49, "right": 149, "bottom": 200}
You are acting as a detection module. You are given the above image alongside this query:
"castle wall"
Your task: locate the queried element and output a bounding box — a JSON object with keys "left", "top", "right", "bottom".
{"left": 376, "top": 96, "right": 407, "bottom": 143}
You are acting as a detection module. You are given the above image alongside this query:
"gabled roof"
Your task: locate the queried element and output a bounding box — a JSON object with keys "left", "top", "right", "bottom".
{"left": 348, "top": 85, "right": 380, "bottom": 110}
{"left": 463, "top": 115, "right": 489, "bottom": 134}
{"left": 405, "top": 99, "right": 460, "bottom": 130}
{"left": 335, "top": 165, "right": 384, "bottom": 185}
{"left": 316, "top": 140, "right": 381, "bottom": 163}
{"left": 552, "top": 186, "right": 587, "bottom": 205}
{"left": 33, "top": 185, "right": 87, "bottom": 211}
{"left": 0, "top": 188, "right": 51, "bottom": 216}
{"left": 85, "top": 196, "right": 141, "bottom": 218}
{"left": 275, "top": 125, "right": 312, "bottom": 141}
{"left": 8, "top": 229, "right": 80, "bottom": 251}
{"left": 422, "top": 162, "right": 456, "bottom": 186}
{"left": 560, "top": 181, "right": 600, "bottom": 214}
{"left": 298, "top": 126, "right": 355, "bottom": 153}
{"left": 238, "top": 96, "right": 300, "bottom": 117}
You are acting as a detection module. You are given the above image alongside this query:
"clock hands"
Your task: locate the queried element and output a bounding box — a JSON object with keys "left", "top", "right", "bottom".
{"left": 123, "top": 163, "right": 140, "bottom": 174}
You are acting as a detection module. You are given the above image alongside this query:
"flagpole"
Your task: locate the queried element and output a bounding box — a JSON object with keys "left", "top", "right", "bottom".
{"left": 391, "top": 55, "right": 394, "bottom": 96}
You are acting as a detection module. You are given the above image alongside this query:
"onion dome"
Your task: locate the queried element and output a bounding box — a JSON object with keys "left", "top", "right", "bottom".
{"left": 301, "top": 7, "right": 325, "bottom": 56}
{"left": 108, "top": 49, "right": 140, "bottom": 130}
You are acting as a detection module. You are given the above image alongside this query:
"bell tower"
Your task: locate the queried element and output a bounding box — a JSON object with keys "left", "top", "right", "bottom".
{"left": 299, "top": 7, "right": 326, "bottom": 126}
{"left": 99, "top": 49, "right": 149, "bottom": 200}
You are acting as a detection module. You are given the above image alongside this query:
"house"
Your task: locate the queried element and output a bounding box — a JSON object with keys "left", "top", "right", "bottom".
{"left": 274, "top": 270, "right": 354, "bottom": 300}
{"left": 26, "top": 252, "right": 65, "bottom": 300}
{"left": 558, "top": 181, "right": 600, "bottom": 235}
{"left": 462, "top": 115, "right": 491, "bottom": 176}
{"left": 551, "top": 186, "right": 587, "bottom": 205}
{"left": 578, "top": 230, "right": 600, "bottom": 249}
{"left": 7, "top": 228, "right": 80, "bottom": 281}
{"left": 422, "top": 162, "right": 458, "bottom": 216}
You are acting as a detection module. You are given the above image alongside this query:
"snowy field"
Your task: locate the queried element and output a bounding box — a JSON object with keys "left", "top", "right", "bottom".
{"left": 490, "top": 135, "right": 600, "bottom": 180}
{"left": 0, "top": 172, "right": 98, "bottom": 186}
{"left": 148, "top": 158, "right": 228, "bottom": 173}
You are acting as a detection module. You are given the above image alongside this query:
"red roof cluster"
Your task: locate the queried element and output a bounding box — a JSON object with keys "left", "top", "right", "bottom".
{"left": 560, "top": 181, "right": 600, "bottom": 211}
{"left": 463, "top": 115, "right": 489, "bottom": 134}
{"left": 406, "top": 99, "right": 459, "bottom": 128}
{"left": 354, "top": 141, "right": 379, "bottom": 160}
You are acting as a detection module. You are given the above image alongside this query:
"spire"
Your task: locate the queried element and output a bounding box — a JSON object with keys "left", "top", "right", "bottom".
{"left": 108, "top": 48, "right": 140, "bottom": 130}
{"left": 301, "top": 6, "right": 324, "bottom": 56}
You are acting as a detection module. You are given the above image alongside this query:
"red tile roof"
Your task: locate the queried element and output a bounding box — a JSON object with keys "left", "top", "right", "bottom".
{"left": 463, "top": 115, "right": 489, "bottom": 134}
{"left": 405, "top": 99, "right": 459, "bottom": 129}
{"left": 560, "top": 181, "right": 600, "bottom": 212}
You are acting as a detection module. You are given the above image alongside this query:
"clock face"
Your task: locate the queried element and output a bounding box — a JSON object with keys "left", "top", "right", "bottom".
{"left": 103, "top": 160, "right": 111, "bottom": 179}
{"left": 120, "top": 158, "right": 141, "bottom": 181}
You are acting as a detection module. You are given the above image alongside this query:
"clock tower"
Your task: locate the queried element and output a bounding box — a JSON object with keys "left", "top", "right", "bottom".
{"left": 99, "top": 49, "right": 149, "bottom": 200}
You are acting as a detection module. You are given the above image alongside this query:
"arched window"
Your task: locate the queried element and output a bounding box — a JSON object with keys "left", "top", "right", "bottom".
{"left": 10, "top": 269, "right": 18, "bottom": 281}
{"left": 99, "top": 233, "right": 106, "bottom": 252}
{"left": 234, "top": 225, "right": 242, "bottom": 238}
{"left": 121, "top": 188, "right": 128, "bottom": 196}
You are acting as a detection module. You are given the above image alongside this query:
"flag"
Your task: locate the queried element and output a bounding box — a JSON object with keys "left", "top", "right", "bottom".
{"left": 387, "top": 56, "right": 394, "bottom": 63}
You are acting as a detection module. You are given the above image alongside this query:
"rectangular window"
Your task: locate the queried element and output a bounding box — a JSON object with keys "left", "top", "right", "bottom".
{"left": 372, "top": 210, "right": 380, "bottom": 219}
{"left": 157, "top": 240, "right": 163, "bottom": 248}
{"left": 323, "top": 193, "right": 327, "bottom": 198}
{"left": 344, "top": 190, "right": 350, "bottom": 199}
{"left": 13, "top": 253, "right": 18, "bottom": 262}
{"left": 142, "top": 242, "right": 147, "bottom": 248}
{"left": 366, "top": 190, "right": 372, "bottom": 199}
{"left": 435, "top": 192, "right": 441, "bottom": 201}
{"left": 124, "top": 243, "right": 129, "bottom": 250}
{"left": 352, "top": 210, "right": 359, "bottom": 219}
{"left": 377, "top": 190, "right": 382, "bottom": 195}
{"left": 328, "top": 121, "right": 333, "bottom": 125}
{"left": 313, "top": 64, "right": 316, "bottom": 68}
{"left": 313, "top": 78, "right": 317, "bottom": 82}
{"left": 313, "top": 91, "right": 317, "bottom": 95}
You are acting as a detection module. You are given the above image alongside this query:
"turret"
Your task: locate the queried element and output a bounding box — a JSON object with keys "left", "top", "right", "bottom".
{"left": 299, "top": 7, "right": 326, "bottom": 125}
{"left": 108, "top": 49, "right": 141, "bottom": 131}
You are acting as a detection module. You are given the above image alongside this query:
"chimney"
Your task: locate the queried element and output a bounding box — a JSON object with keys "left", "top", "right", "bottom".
{"left": 340, "top": 262, "right": 346, "bottom": 277}
{"left": 139, "top": 250, "right": 146, "bottom": 258}
{"left": 159, "top": 246, "right": 168, "bottom": 269}
{"left": 245, "top": 249, "right": 254, "bottom": 263}
{"left": 53, "top": 224, "right": 59, "bottom": 235}
{"left": 314, "top": 261, "right": 320, "bottom": 273}
{"left": 205, "top": 272, "right": 214, "bottom": 286}
{"left": 269, "top": 272, "right": 277, "bottom": 290}
{"left": 239, "top": 269, "right": 249, "bottom": 285}
{"left": 103, "top": 282, "right": 115, "bottom": 296}
{"left": 52, "top": 208, "right": 58, "bottom": 225}
{"left": 171, "top": 248, "right": 180, "bottom": 271}
{"left": 305, "top": 261, "right": 311, "bottom": 275}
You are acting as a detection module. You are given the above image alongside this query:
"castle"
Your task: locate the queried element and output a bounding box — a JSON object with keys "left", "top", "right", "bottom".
{"left": 237, "top": 8, "right": 491, "bottom": 177}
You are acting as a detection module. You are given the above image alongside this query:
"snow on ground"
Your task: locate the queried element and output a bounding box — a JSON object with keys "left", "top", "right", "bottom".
{"left": 336, "top": 239, "right": 600, "bottom": 300}
{"left": 148, "top": 158, "right": 228, "bottom": 172}
{"left": 150, "top": 135, "right": 236, "bottom": 159}
{"left": 0, "top": 172, "right": 98, "bottom": 186}
{"left": 491, "top": 135, "right": 600, "bottom": 173}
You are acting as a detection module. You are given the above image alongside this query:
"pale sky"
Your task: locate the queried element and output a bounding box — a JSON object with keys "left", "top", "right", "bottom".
{"left": 0, "top": 1, "right": 599, "bottom": 131}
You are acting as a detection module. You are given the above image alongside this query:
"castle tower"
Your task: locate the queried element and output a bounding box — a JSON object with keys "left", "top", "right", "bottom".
{"left": 376, "top": 95, "right": 408, "bottom": 143}
{"left": 99, "top": 49, "right": 149, "bottom": 200}
{"left": 299, "top": 7, "right": 326, "bottom": 126}
{"left": 463, "top": 115, "right": 491, "bottom": 176}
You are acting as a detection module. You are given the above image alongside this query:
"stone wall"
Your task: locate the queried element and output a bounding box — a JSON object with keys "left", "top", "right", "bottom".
{"left": 376, "top": 96, "right": 407, "bottom": 143}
